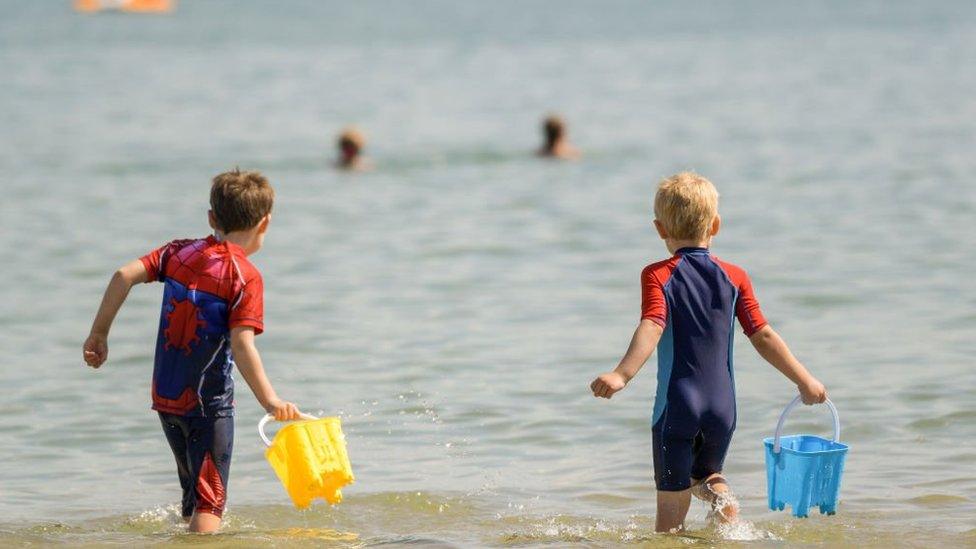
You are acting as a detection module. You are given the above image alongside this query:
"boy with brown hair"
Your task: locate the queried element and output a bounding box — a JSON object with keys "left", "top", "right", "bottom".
{"left": 83, "top": 169, "right": 301, "bottom": 533}
{"left": 590, "top": 172, "right": 827, "bottom": 532}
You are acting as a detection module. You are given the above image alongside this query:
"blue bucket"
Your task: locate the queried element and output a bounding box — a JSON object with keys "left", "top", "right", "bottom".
{"left": 763, "top": 396, "right": 848, "bottom": 518}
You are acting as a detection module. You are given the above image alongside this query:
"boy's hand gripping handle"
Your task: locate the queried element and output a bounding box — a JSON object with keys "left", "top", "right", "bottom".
{"left": 773, "top": 396, "right": 840, "bottom": 454}
{"left": 258, "top": 412, "right": 319, "bottom": 447}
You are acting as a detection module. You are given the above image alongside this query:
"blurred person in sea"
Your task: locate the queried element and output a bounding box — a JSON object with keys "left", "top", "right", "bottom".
{"left": 538, "top": 114, "right": 580, "bottom": 160}
{"left": 336, "top": 127, "right": 372, "bottom": 171}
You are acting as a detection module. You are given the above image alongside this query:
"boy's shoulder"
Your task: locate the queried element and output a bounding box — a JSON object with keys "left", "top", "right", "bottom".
{"left": 200, "top": 237, "right": 263, "bottom": 285}
{"left": 159, "top": 237, "right": 207, "bottom": 257}
{"left": 148, "top": 236, "right": 262, "bottom": 286}
{"left": 709, "top": 254, "right": 751, "bottom": 287}
{"left": 142, "top": 237, "right": 207, "bottom": 282}
{"left": 227, "top": 248, "right": 262, "bottom": 285}
{"left": 641, "top": 255, "right": 680, "bottom": 285}
{"left": 640, "top": 253, "right": 753, "bottom": 288}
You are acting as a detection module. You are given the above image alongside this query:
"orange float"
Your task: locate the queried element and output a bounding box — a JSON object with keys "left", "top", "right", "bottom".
{"left": 74, "top": 0, "right": 174, "bottom": 13}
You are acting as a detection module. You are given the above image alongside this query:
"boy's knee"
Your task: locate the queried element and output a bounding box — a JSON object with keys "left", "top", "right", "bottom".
{"left": 691, "top": 473, "right": 732, "bottom": 500}
{"left": 697, "top": 473, "right": 729, "bottom": 488}
{"left": 691, "top": 474, "right": 739, "bottom": 523}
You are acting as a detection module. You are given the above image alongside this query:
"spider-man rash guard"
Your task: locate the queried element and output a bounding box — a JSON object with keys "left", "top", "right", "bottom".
{"left": 140, "top": 235, "right": 264, "bottom": 417}
{"left": 641, "top": 247, "right": 767, "bottom": 491}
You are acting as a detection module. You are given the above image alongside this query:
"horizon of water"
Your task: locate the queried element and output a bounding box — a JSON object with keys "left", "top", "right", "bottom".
{"left": 1, "top": 1, "right": 975, "bottom": 546}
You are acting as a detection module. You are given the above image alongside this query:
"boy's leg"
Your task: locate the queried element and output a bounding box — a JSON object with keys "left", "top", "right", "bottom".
{"left": 159, "top": 413, "right": 195, "bottom": 520}
{"left": 690, "top": 422, "right": 738, "bottom": 523}
{"left": 652, "top": 421, "right": 696, "bottom": 533}
{"left": 185, "top": 415, "right": 234, "bottom": 534}
{"left": 656, "top": 489, "right": 693, "bottom": 532}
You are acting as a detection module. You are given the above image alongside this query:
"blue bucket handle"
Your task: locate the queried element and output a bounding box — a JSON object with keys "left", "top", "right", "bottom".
{"left": 773, "top": 396, "right": 840, "bottom": 454}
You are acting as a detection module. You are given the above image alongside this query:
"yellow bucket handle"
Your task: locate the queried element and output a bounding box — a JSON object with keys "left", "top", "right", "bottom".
{"left": 258, "top": 412, "right": 319, "bottom": 447}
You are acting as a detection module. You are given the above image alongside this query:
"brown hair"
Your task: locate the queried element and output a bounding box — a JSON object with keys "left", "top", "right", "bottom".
{"left": 653, "top": 172, "right": 719, "bottom": 240}
{"left": 543, "top": 115, "right": 565, "bottom": 145}
{"left": 209, "top": 168, "right": 274, "bottom": 233}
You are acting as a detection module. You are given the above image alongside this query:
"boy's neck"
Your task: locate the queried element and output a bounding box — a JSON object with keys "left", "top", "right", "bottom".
{"left": 215, "top": 229, "right": 260, "bottom": 256}
{"left": 665, "top": 238, "right": 711, "bottom": 255}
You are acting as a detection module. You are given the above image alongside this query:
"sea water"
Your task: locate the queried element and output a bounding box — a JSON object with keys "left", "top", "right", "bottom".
{"left": 0, "top": 1, "right": 974, "bottom": 546}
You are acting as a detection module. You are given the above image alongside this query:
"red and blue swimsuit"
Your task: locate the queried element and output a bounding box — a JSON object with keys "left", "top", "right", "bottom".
{"left": 140, "top": 235, "right": 263, "bottom": 517}
{"left": 641, "top": 247, "right": 767, "bottom": 491}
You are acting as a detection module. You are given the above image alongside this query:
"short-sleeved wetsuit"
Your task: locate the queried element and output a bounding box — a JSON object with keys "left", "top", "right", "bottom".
{"left": 140, "top": 235, "right": 264, "bottom": 517}
{"left": 641, "top": 247, "right": 767, "bottom": 491}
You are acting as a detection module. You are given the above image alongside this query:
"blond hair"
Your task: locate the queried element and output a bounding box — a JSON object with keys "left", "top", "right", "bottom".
{"left": 338, "top": 127, "right": 366, "bottom": 151}
{"left": 653, "top": 172, "right": 719, "bottom": 240}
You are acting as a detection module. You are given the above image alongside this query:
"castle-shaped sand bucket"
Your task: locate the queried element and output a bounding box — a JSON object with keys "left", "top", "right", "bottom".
{"left": 764, "top": 396, "right": 848, "bottom": 517}
{"left": 259, "top": 413, "right": 354, "bottom": 508}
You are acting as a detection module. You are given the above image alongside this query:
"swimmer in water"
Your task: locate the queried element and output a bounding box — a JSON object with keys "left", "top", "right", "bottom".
{"left": 538, "top": 114, "right": 580, "bottom": 160}
{"left": 336, "top": 127, "right": 372, "bottom": 171}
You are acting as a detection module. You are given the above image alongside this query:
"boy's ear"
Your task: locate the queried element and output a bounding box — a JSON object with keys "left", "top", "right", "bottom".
{"left": 258, "top": 214, "right": 271, "bottom": 234}
{"left": 208, "top": 210, "right": 218, "bottom": 230}
{"left": 653, "top": 219, "right": 669, "bottom": 239}
{"left": 710, "top": 215, "right": 721, "bottom": 237}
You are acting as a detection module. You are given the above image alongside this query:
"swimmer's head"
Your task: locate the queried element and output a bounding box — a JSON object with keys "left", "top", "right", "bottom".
{"left": 337, "top": 127, "right": 366, "bottom": 159}
{"left": 653, "top": 172, "right": 720, "bottom": 242}
{"left": 542, "top": 115, "right": 566, "bottom": 147}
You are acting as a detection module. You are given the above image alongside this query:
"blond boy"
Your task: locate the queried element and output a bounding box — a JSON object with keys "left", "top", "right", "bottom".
{"left": 590, "top": 172, "right": 827, "bottom": 532}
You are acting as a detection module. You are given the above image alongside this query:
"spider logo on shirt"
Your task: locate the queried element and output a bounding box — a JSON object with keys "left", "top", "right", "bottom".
{"left": 163, "top": 297, "right": 206, "bottom": 355}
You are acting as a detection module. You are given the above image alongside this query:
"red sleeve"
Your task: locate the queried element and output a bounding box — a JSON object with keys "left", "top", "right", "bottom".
{"left": 139, "top": 242, "right": 172, "bottom": 282}
{"left": 713, "top": 257, "right": 768, "bottom": 336}
{"left": 640, "top": 265, "right": 668, "bottom": 328}
{"left": 734, "top": 271, "right": 768, "bottom": 337}
{"left": 229, "top": 273, "right": 264, "bottom": 335}
{"left": 139, "top": 239, "right": 197, "bottom": 282}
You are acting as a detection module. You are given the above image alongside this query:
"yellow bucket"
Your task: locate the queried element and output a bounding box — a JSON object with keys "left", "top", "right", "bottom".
{"left": 259, "top": 413, "right": 354, "bottom": 508}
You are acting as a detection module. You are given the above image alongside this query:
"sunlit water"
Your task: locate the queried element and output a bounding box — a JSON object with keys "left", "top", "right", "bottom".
{"left": 1, "top": 1, "right": 974, "bottom": 546}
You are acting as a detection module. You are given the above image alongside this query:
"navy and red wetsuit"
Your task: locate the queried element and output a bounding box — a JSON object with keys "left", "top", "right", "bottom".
{"left": 641, "top": 247, "right": 767, "bottom": 491}
{"left": 140, "top": 235, "right": 264, "bottom": 517}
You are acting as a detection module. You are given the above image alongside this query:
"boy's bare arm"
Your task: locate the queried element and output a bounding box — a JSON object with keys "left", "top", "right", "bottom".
{"left": 229, "top": 326, "right": 300, "bottom": 421}
{"left": 749, "top": 325, "right": 827, "bottom": 404}
{"left": 83, "top": 259, "right": 149, "bottom": 368}
{"left": 591, "top": 319, "right": 664, "bottom": 399}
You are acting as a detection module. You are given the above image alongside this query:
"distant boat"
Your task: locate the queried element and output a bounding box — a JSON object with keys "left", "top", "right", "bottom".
{"left": 74, "top": 0, "right": 174, "bottom": 13}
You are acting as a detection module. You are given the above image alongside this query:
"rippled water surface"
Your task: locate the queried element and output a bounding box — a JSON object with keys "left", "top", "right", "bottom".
{"left": 1, "top": 1, "right": 975, "bottom": 546}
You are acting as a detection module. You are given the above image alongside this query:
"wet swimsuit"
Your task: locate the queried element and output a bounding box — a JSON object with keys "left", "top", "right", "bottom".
{"left": 159, "top": 412, "right": 234, "bottom": 518}
{"left": 140, "top": 236, "right": 264, "bottom": 517}
{"left": 641, "top": 247, "right": 767, "bottom": 491}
